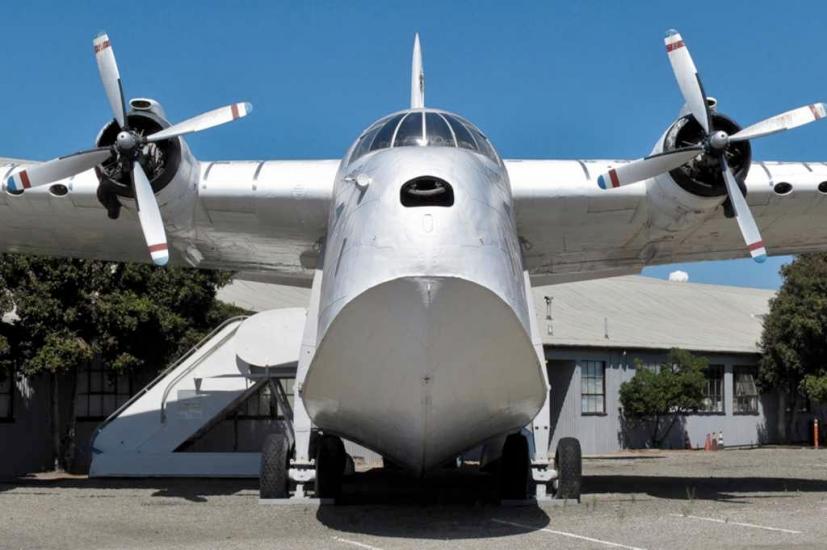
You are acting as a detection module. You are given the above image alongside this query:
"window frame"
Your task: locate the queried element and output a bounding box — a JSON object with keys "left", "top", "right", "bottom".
{"left": 733, "top": 365, "right": 760, "bottom": 415}
{"left": 698, "top": 364, "right": 725, "bottom": 414}
{"left": 235, "top": 378, "right": 295, "bottom": 421}
{"left": 75, "top": 364, "right": 134, "bottom": 421}
{"left": 580, "top": 360, "right": 607, "bottom": 416}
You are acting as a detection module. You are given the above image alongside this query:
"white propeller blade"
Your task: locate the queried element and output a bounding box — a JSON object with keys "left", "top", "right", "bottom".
{"left": 146, "top": 102, "right": 252, "bottom": 143}
{"left": 597, "top": 147, "right": 702, "bottom": 189}
{"left": 730, "top": 103, "right": 827, "bottom": 142}
{"left": 132, "top": 163, "right": 169, "bottom": 266}
{"left": 665, "top": 30, "right": 710, "bottom": 133}
{"left": 6, "top": 148, "right": 113, "bottom": 192}
{"left": 93, "top": 32, "right": 127, "bottom": 129}
{"left": 721, "top": 157, "right": 766, "bottom": 263}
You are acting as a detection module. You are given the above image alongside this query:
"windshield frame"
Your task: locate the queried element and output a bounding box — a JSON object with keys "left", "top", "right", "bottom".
{"left": 348, "top": 109, "right": 501, "bottom": 165}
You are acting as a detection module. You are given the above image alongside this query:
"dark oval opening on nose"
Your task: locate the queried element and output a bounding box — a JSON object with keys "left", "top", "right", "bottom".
{"left": 400, "top": 176, "right": 454, "bottom": 207}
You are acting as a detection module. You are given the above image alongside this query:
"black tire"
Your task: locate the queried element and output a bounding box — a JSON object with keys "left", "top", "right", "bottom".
{"left": 344, "top": 454, "right": 355, "bottom": 476}
{"left": 499, "top": 433, "right": 530, "bottom": 501}
{"left": 555, "top": 437, "right": 582, "bottom": 500}
{"left": 260, "top": 433, "right": 289, "bottom": 499}
{"left": 316, "top": 435, "right": 346, "bottom": 500}
{"left": 308, "top": 430, "right": 320, "bottom": 461}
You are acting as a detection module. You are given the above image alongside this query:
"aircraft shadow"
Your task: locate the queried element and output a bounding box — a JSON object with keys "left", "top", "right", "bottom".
{"left": 316, "top": 467, "right": 550, "bottom": 540}
{"left": 0, "top": 476, "right": 258, "bottom": 503}
{"left": 584, "top": 474, "right": 827, "bottom": 503}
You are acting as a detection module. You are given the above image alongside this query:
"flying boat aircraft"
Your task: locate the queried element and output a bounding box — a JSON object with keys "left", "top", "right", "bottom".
{"left": 3, "top": 30, "right": 826, "bottom": 501}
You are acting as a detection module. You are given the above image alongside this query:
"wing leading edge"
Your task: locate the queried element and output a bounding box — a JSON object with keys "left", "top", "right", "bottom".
{"left": 508, "top": 159, "right": 827, "bottom": 286}
{"left": 0, "top": 159, "right": 337, "bottom": 287}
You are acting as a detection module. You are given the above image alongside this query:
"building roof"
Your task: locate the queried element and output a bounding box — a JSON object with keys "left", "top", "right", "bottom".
{"left": 218, "top": 275, "right": 774, "bottom": 355}
{"left": 533, "top": 276, "right": 772, "bottom": 354}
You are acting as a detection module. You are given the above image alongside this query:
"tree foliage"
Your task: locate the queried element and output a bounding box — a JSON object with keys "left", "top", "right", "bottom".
{"left": 758, "top": 254, "right": 827, "bottom": 405}
{"left": 0, "top": 254, "right": 244, "bottom": 377}
{"left": 619, "top": 348, "right": 707, "bottom": 447}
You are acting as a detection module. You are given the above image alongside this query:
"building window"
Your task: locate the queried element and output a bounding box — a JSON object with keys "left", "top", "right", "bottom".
{"left": 701, "top": 365, "right": 724, "bottom": 413}
{"left": 734, "top": 366, "right": 759, "bottom": 414}
{"left": 237, "top": 379, "right": 294, "bottom": 420}
{"left": 0, "top": 369, "right": 13, "bottom": 421}
{"left": 75, "top": 365, "right": 133, "bottom": 420}
{"left": 580, "top": 360, "right": 606, "bottom": 415}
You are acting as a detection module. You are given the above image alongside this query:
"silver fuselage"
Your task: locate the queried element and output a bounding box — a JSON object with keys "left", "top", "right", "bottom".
{"left": 302, "top": 123, "right": 547, "bottom": 473}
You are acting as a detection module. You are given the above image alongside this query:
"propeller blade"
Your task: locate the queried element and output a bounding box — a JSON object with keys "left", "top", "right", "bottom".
{"left": 665, "top": 30, "right": 711, "bottom": 134}
{"left": 132, "top": 163, "right": 169, "bottom": 266}
{"left": 145, "top": 102, "right": 253, "bottom": 143}
{"left": 93, "top": 32, "right": 128, "bottom": 129}
{"left": 597, "top": 147, "right": 702, "bottom": 189}
{"left": 721, "top": 157, "right": 766, "bottom": 263}
{"left": 729, "top": 103, "right": 827, "bottom": 142}
{"left": 6, "top": 148, "right": 113, "bottom": 192}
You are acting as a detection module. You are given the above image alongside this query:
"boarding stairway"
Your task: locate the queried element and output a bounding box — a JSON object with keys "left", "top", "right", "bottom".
{"left": 89, "top": 310, "right": 305, "bottom": 478}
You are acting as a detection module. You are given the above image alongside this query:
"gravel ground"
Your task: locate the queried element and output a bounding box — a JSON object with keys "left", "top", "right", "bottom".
{"left": 1, "top": 447, "right": 826, "bottom": 549}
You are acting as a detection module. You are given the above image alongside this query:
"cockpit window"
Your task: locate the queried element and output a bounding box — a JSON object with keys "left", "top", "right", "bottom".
{"left": 442, "top": 114, "right": 477, "bottom": 151}
{"left": 426, "top": 112, "right": 455, "bottom": 147}
{"left": 349, "top": 109, "right": 500, "bottom": 164}
{"left": 394, "top": 112, "right": 425, "bottom": 147}
{"left": 349, "top": 121, "right": 384, "bottom": 162}
{"left": 370, "top": 113, "right": 405, "bottom": 152}
{"left": 468, "top": 127, "right": 498, "bottom": 164}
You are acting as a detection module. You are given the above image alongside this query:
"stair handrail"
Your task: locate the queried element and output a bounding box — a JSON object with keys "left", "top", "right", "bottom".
{"left": 93, "top": 315, "right": 248, "bottom": 438}
{"left": 159, "top": 316, "right": 249, "bottom": 423}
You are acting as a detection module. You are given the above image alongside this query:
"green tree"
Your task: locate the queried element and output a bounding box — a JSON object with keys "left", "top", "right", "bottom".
{"left": 0, "top": 254, "right": 245, "bottom": 468}
{"left": 759, "top": 254, "right": 827, "bottom": 434}
{"left": 0, "top": 255, "right": 244, "bottom": 375}
{"left": 619, "top": 348, "right": 707, "bottom": 448}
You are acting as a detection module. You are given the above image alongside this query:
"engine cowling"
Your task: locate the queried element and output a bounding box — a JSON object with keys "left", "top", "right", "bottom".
{"left": 93, "top": 98, "right": 196, "bottom": 220}
{"left": 660, "top": 107, "right": 751, "bottom": 198}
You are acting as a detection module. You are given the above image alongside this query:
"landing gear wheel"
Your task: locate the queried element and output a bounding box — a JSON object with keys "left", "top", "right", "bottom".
{"left": 499, "top": 433, "right": 530, "bottom": 501}
{"left": 554, "top": 437, "right": 582, "bottom": 500}
{"left": 315, "top": 434, "right": 346, "bottom": 501}
{"left": 260, "top": 433, "right": 290, "bottom": 499}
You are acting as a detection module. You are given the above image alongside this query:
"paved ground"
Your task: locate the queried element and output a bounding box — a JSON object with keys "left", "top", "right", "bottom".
{"left": 1, "top": 447, "right": 826, "bottom": 549}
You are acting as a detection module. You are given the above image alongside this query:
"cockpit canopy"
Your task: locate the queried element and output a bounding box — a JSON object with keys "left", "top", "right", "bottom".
{"left": 349, "top": 109, "right": 500, "bottom": 164}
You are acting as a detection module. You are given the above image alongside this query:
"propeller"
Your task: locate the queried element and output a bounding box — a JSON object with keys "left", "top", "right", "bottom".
{"left": 5, "top": 32, "right": 253, "bottom": 266}
{"left": 597, "top": 29, "right": 827, "bottom": 263}
{"left": 597, "top": 147, "right": 702, "bottom": 190}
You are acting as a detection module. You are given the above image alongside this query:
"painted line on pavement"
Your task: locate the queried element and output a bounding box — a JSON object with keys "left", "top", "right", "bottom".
{"left": 332, "top": 536, "right": 385, "bottom": 550}
{"left": 668, "top": 513, "right": 802, "bottom": 534}
{"left": 492, "top": 519, "right": 647, "bottom": 550}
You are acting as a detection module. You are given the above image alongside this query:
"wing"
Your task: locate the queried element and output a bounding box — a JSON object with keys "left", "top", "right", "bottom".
{"left": 0, "top": 158, "right": 338, "bottom": 287}
{"left": 508, "top": 159, "right": 827, "bottom": 285}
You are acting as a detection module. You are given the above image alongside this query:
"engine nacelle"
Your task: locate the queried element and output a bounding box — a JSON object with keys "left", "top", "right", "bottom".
{"left": 646, "top": 104, "right": 753, "bottom": 233}
{"left": 661, "top": 112, "right": 751, "bottom": 197}
{"left": 94, "top": 98, "right": 198, "bottom": 221}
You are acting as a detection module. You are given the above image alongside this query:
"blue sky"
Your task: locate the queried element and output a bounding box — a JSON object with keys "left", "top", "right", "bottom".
{"left": 1, "top": 1, "right": 823, "bottom": 289}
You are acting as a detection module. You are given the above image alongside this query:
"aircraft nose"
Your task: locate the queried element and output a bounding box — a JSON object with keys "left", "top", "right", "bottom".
{"left": 302, "top": 276, "right": 545, "bottom": 473}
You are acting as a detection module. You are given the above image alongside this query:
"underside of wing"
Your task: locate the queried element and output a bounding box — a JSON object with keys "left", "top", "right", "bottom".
{"left": 508, "top": 159, "right": 827, "bottom": 285}
{"left": 0, "top": 158, "right": 337, "bottom": 287}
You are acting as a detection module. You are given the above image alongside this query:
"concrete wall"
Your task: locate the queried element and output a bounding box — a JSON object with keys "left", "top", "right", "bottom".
{"left": 546, "top": 347, "right": 779, "bottom": 455}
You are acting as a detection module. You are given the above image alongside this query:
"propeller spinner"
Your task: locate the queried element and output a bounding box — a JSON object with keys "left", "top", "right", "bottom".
{"left": 5, "top": 32, "right": 253, "bottom": 266}
{"left": 597, "top": 29, "right": 827, "bottom": 263}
